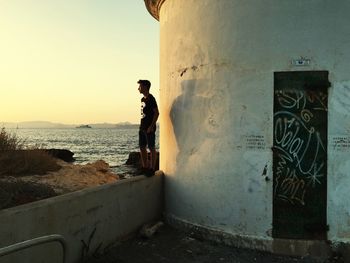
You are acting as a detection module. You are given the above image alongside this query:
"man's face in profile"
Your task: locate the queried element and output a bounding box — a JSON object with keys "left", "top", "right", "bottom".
{"left": 138, "top": 84, "right": 146, "bottom": 94}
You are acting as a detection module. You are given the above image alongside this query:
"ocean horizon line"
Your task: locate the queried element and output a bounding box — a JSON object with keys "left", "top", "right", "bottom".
{"left": 1, "top": 121, "right": 139, "bottom": 129}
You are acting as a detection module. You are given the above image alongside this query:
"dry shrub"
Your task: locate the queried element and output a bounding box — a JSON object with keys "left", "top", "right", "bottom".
{"left": 0, "top": 180, "right": 57, "bottom": 209}
{"left": 0, "top": 128, "right": 61, "bottom": 176}
{"left": 0, "top": 127, "right": 24, "bottom": 151}
{"left": 0, "top": 149, "right": 61, "bottom": 177}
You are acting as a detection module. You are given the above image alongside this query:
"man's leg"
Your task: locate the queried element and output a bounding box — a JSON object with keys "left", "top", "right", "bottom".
{"left": 149, "top": 147, "right": 157, "bottom": 171}
{"left": 140, "top": 146, "right": 148, "bottom": 168}
{"left": 139, "top": 130, "right": 148, "bottom": 169}
{"left": 147, "top": 132, "right": 156, "bottom": 172}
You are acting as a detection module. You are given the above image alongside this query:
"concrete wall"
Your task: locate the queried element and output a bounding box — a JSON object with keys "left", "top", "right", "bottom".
{"left": 155, "top": 0, "right": 350, "bottom": 244}
{"left": 0, "top": 174, "right": 163, "bottom": 263}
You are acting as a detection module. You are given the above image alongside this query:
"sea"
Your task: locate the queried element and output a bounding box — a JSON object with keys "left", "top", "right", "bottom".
{"left": 7, "top": 127, "right": 159, "bottom": 172}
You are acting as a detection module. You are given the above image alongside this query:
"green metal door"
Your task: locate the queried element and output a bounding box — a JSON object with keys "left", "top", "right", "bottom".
{"left": 273, "top": 71, "right": 329, "bottom": 239}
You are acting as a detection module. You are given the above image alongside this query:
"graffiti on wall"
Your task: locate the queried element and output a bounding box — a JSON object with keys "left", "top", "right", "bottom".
{"left": 272, "top": 71, "right": 329, "bottom": 239}
{"left": 273, "top": 89, "right": 327, "bottom": 206}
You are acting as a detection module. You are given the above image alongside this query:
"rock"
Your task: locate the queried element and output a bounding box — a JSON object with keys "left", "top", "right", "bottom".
{"left": 91, "top": 160, "right": 110, "bottom": 173}
{"left": 45, "top": 149, "right": 75, "bottom": 162}
{"left": 125, "top": 152, "right": 141, "bottom": 166}
{"left": 139, "top": 221, "right": 164, "bottom": 238}
{"left": 125, "top": 151, "right": 159, "bottom": 170}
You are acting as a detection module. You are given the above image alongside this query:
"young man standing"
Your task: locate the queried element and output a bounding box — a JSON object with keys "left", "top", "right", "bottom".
{"left": 138, "top": 79, "right": 159, "bottom": 176}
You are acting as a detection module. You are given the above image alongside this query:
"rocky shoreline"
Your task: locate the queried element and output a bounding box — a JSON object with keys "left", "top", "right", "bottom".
{"left": 0, "top": 151, "right": 156, "bottom": 210}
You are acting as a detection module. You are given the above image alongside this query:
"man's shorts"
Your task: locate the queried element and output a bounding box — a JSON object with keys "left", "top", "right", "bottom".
{"left": 139, "top": 130, "right": 155, "bottom": 149}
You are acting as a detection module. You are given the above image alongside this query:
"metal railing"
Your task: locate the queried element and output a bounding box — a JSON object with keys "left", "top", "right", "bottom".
{"left": 0, "top": 234, "right": 67, "bottom": 263}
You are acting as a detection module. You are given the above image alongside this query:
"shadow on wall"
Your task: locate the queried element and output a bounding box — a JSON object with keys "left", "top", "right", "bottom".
{"left": 170, "top": 79, "right": 228, "bottom": 171}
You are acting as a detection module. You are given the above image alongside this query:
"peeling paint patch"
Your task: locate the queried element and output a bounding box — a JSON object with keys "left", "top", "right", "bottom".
{"left": 177, "top": 63, "right": 212, "bottom": 77}
{"left": 261, "top": 164, "right": 268, "bottom": 177}
{"left": 180, "top": 68, "right": 188, "bottom": 77}
{"left": 261, "top": 163, "right": 270, "bottom": 181}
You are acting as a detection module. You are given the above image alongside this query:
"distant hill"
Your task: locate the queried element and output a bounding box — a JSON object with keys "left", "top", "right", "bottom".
{"left": 91, "top": 122, "right": 138, "bottom": 129}
{"left": 1, "top": 121, "right": 138, "bottom": 129}
{"left": 1, "top": 121, "right": 74, "bottom": 129}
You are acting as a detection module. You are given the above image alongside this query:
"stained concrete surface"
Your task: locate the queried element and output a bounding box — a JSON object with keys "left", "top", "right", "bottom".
{"left": 86, "top": 224, "right": 339, "bottom": 263}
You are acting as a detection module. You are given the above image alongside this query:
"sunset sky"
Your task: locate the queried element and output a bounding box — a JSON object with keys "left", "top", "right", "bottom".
{"left": 0, "top": 0, "right": 159, "bottom": 125}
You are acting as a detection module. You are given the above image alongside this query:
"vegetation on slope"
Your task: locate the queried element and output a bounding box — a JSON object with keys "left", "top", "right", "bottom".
{"left": 0, "top": 128, "right": 61, "bottom": 176}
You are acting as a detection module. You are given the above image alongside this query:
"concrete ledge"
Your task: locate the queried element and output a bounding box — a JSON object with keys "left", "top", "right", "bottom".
{"left": 0, "top": 174, "right": 163, "bottom": 263}
{"left": 272, "top": 238, "right": 331, "bottom": 259}
{"left": 165, "top": 214, "right": 272, "bottom": 251}
{"left": 165, "top": 214, "right": 337, "bottom": 261}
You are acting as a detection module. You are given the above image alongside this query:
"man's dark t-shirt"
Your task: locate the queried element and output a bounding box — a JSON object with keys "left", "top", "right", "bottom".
{"left": 140, "top": 94, "right": 158, "bottom": 131}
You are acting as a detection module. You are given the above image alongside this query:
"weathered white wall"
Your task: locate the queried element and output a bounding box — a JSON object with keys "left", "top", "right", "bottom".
{"left": 0, "top": 175, "right": 163, "bottom": 263}
{"left": 158, "top": 0, "right": 350, "bottom": 242}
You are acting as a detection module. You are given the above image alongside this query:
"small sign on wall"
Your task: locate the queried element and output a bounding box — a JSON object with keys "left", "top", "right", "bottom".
{"left": 291, "top": 58, "right": 311, "bottom": 66}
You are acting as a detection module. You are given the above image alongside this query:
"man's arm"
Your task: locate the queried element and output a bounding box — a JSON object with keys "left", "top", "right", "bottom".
{"left": 147, "top": 107, "right": 159, "bottom": 133}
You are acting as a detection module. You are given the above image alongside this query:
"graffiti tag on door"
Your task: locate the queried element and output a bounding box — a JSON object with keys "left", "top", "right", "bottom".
{"left": 273, "top": 89, "right": 327, "bottom": 205}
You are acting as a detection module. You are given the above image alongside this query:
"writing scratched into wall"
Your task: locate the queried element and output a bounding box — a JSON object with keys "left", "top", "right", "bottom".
{"left": 245, "top": 135, "right": 266, "bottom": 150}
{"left": 330, "top": 136, "right": 350, "bottom": 152}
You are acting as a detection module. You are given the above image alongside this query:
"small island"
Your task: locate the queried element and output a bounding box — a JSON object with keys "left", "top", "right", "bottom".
{"left": 76, "top": 124, "right": 92, "bottom": 128}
